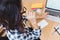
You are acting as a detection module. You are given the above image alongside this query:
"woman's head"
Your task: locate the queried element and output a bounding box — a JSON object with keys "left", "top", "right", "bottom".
{"left": 0, "top": 0, "right": 24, "bottom": 33}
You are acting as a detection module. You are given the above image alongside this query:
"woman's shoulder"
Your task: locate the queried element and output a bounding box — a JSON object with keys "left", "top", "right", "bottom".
{"left": 7, "top": 29, "right": 19, "bottom": 35}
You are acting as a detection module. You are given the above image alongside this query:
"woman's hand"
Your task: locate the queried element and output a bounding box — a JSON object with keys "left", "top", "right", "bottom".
{"left": 26, "top": 11, "right": 39, "bottom": 29}
{"left": 36, "top": 12, "right": 48, "bottom": 19}
{"left": 0, "top": 25, "right": 6, "bottom": 37}
{"left": 39, "top": 12, "right": 48, "bottom": 18}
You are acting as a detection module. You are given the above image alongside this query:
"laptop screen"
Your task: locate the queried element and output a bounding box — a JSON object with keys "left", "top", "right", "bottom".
{"left": 46, "top": 0, "right": 60, "bottom": 11}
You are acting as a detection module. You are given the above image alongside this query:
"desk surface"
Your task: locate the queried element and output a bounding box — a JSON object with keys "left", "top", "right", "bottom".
{"left": 39, "top": 19, "right": 60, "bottom": 40}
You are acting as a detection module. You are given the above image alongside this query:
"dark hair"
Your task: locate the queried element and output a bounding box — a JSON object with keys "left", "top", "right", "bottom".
{"left": 0, "top": 0, "right": 25, "bottom": 33}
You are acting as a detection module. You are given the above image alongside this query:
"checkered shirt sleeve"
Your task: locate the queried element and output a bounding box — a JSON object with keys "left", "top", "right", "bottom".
{"left": 7, "top": 27, "right": 41, "bottom": 40}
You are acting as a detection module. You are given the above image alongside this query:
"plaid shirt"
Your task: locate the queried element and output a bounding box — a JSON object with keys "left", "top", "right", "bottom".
{"left": 6, "top": 27, "right": 41, "bottom": 40}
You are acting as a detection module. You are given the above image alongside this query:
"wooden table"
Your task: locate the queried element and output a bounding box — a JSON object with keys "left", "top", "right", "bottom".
{"left": 37, "top": 19, "right": 60, "bottom": 40}
{"left": 26, "top": 18, "right": 60, "bottom": 40}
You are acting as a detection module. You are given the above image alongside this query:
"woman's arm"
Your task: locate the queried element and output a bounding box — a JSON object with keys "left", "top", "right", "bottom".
{"left": 25, "top": 11, "right": 48, "bottom": 39}
{"left": 25, "top": 11, "right": 41, "bottom": 39}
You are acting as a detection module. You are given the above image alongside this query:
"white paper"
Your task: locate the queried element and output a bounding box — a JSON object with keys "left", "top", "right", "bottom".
{"left": 38, "top": 20, "right": 48, "bottom": 29}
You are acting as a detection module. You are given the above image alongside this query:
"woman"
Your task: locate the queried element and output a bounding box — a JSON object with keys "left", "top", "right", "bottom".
{"left": 0, "top": 0, "right": 48, "bottom": 40}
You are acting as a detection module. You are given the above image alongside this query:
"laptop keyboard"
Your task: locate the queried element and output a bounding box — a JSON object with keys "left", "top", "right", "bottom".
{"left": 45, "top": 15, "right": 60, "bottom": 23}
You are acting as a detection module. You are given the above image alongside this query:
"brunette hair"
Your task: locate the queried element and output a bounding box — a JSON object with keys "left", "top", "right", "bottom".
{"left": 0, "top": 0, "right": 25, "bottom": 33}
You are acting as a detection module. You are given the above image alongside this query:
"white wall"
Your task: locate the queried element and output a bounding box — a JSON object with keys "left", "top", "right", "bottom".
{"left": 46, "top": 0, "right": 60, "bottom": 10}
